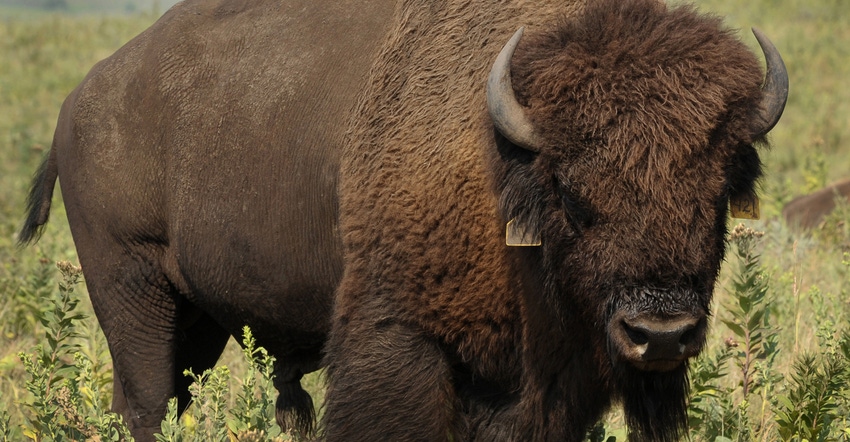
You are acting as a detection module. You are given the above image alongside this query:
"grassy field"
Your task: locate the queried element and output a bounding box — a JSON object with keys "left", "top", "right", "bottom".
{"left": 0, "top": 0, "right": 181, "bottom": 15}
{"left": 1, "top": 0, "right": 849, "bottom": 440}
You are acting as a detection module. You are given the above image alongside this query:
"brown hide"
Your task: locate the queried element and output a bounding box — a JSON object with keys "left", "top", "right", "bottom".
{"left": 21, "top": 0, "right": 783, "bottom": 440}
{"left": 21, "top": 0, "right": 395, "bottom": 440}
{"left": 783, "top": 178, "right": 850, "bottom": 230}
{"left": 327, "top": 0, "right": 772, "bottom": 441}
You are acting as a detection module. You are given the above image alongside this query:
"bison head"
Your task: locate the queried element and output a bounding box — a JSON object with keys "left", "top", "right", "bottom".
{"left": 486, "top": 1, "right": 786, "bottom": 440}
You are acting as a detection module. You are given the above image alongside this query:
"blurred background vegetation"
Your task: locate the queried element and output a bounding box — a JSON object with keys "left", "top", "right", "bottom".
{"left": 1, "top": 0, "right": 848, "bottom": 440}
{"left": 0, "top": 0, "right": 181, "bottom": 15}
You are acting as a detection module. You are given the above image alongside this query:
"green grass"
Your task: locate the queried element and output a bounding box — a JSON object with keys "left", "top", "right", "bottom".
{"left": 0, "top": 0, "right": 181, "bottom": 15}
{"left": 1, "top": 1, "right": 849, "bottom": 440}
{"left": 684, "top": 0, "right": 850, "bottom": 211}
{"left": 679, "top": 0, "right": 850, "bottom": 352}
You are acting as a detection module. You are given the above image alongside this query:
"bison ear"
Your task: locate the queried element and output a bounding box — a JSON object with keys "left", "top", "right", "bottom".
{"left": 487, "top": 28, "right": 544, "bottom": 153}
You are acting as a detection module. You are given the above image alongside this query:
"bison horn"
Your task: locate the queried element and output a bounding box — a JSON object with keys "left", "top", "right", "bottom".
{"left": 751, "top": 27, "right": 789, "bottom": 138}
{"left": 487, "top": 28, "right": 544, "bottom": 152}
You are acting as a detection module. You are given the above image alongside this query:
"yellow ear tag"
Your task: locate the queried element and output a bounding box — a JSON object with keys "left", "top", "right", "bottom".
{"left": 506, "top": 219, "right": 542, "bottom": 246}
{"left": 730, "top": 193, "right": 760, "bottom": 220}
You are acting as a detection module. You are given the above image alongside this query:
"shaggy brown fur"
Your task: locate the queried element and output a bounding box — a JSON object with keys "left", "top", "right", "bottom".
{"left": 22, "top": 0, "right": 779, "bottom": 439}
{"left": 326, "top": 0, "right": 771, "bottom": 440}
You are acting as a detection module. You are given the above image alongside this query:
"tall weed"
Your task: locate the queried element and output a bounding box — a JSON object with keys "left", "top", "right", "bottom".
{"left": 5, "top": 261, "right": 296, "bottom": 441}
{"left": 683, "top": 225, "right": 850, "bottom": 441}
{"left": 772, "top": 334, "right": 850, "bottom": 440}
{"left": 15, "top": 261, "right": 131, "bottom": 441}
{"left": 156, "top": 327, "right": 287, "bottom": 442}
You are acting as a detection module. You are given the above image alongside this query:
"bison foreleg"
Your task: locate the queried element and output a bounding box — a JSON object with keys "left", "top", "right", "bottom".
{"left": 322, "top": 317, "right": 461, "bottom": 441}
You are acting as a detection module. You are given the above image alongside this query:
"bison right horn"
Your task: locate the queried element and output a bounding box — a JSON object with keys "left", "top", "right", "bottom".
{"left": 487, "top": 28, "right": 544, "bottom": 152}
{"left": 751, "top": 27, "right": 789, "bottom": 138}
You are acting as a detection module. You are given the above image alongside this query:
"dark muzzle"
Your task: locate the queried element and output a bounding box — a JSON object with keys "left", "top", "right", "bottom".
{"left": 608, "top": 310, "right": 707, "bottom": 372}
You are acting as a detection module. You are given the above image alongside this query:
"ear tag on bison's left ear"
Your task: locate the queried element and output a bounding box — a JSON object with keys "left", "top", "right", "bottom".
{"left": 506, "top": 219, "right": 541, "bottom": 246}
{"left": 730, "top": 193, "right": 760, "bottom": 220}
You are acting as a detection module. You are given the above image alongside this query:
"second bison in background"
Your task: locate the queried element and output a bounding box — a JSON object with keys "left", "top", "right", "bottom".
{"left": 783, "top": 178, "right": 850, "bottom": 230}
{"left": 20, "top": 0, "right": 788, "bottom": 440}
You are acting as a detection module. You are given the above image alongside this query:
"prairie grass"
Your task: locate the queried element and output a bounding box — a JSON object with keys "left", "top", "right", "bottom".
{"left": 1, "top": 1, "right": 849, "bottom": 440}
{"left": 0, "top": 0, "right": 181, "bottom": 15}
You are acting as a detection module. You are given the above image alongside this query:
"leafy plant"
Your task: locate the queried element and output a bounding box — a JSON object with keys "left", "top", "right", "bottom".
{"left": 16, "top": 261, "right": 132, "bottom": 441}
{"left": 228, "top": 327, "right": 281, "bottom": 439}
{"left": 180, "top": 365, "right": 232, "bottom": 441}
{"left": 153, "top": 327, "right": 287, "bottom": 442}
{"left": 688, "top": 344, "right": 736, "bottom": 440}
{"left": 9, "top": 260, "right": 295, "bottom": 441}
{"left": 686, "top": 224, "right": 782, "bottom": 441}
{"left": 2, "top": 257, "right": 54, "bottom": 340}
{"left": 802, "top": 150, "right": 828, "bottom": 194}
{"left": 773, "top": 330, "right": 850, "bottom": 441}
{"left": 722, "top": 225, "right": 780, "bottom": 401}
{"left": 0, "top": 409, "right": 12, "bottom": 441}
{"left": 155, "top": 398, "right": 182, "bottom": 442}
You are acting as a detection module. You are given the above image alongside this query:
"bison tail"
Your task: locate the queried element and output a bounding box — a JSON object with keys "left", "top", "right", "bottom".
{"left": 19, "top": 147, "right": 58, "bottom": 246}
{"left": 276, "top": 380, "right": 316, "bottom": 439}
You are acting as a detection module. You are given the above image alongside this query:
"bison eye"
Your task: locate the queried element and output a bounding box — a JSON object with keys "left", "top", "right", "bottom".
{"left": 555, "top": 178, "right": 595, "bottom": 234}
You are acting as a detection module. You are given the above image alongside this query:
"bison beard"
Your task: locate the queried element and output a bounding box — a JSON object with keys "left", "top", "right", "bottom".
{"left": 602, "top": 286, "right": 704, "bottom": 441}
{"left": 617, "top": 363, "right": 690, "bottom": 442}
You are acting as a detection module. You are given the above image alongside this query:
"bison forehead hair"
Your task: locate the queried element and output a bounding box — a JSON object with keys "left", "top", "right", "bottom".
{"left": 512, "top": 0, "right": 766, "bottom": 157}
{"left": 498, "top": 0, "right": 766, "bottom": 287}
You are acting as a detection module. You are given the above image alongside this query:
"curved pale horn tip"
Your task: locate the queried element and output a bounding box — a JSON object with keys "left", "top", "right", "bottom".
{"left": 486, "top": 27, "right": 543, "bottom": 152}
{"left": 751, "top": 27, "right": 789, "bottom": 136}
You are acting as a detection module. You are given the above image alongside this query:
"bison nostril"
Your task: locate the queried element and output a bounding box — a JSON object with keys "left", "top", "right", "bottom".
{"left": 622, "top": 321, "right": 649, "bottom": 346}
{"left": 620, "top": 315, "right": 704, "bottom": 359}
{"left": 679, "top": 324, "right": 698, "bottom": 347}
{"left": 610, "top": 312, "right": 707, "bottom": 371}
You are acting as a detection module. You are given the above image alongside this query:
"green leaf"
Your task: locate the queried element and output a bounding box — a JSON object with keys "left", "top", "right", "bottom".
{"left": 738, "top": 295, "right": 752, "bottom": 314}
{"left": 747, "top": 309, "right": 765, "bottom": 330}
{"left": 721, "top": 319, "right": 745, "bottom": 338}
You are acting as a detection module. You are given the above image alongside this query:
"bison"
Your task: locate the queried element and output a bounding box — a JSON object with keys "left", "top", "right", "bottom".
{"left": 20, "top": 0, "right": 787, "bottom": 440}
{"left": 783, "top": 178, "right": 850, "bottom": 230}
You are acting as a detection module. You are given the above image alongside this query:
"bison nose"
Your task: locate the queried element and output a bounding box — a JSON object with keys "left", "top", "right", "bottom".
{"left": 609, "top": 313, "right": 706, "bottom": 372}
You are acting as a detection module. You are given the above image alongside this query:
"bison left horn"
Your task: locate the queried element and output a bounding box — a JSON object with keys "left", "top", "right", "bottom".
{"left": 487, "top": 28, "right": 544, "bottom": 152}
{"left": 751, "top": 27, "right": 789, "bottom": 138}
